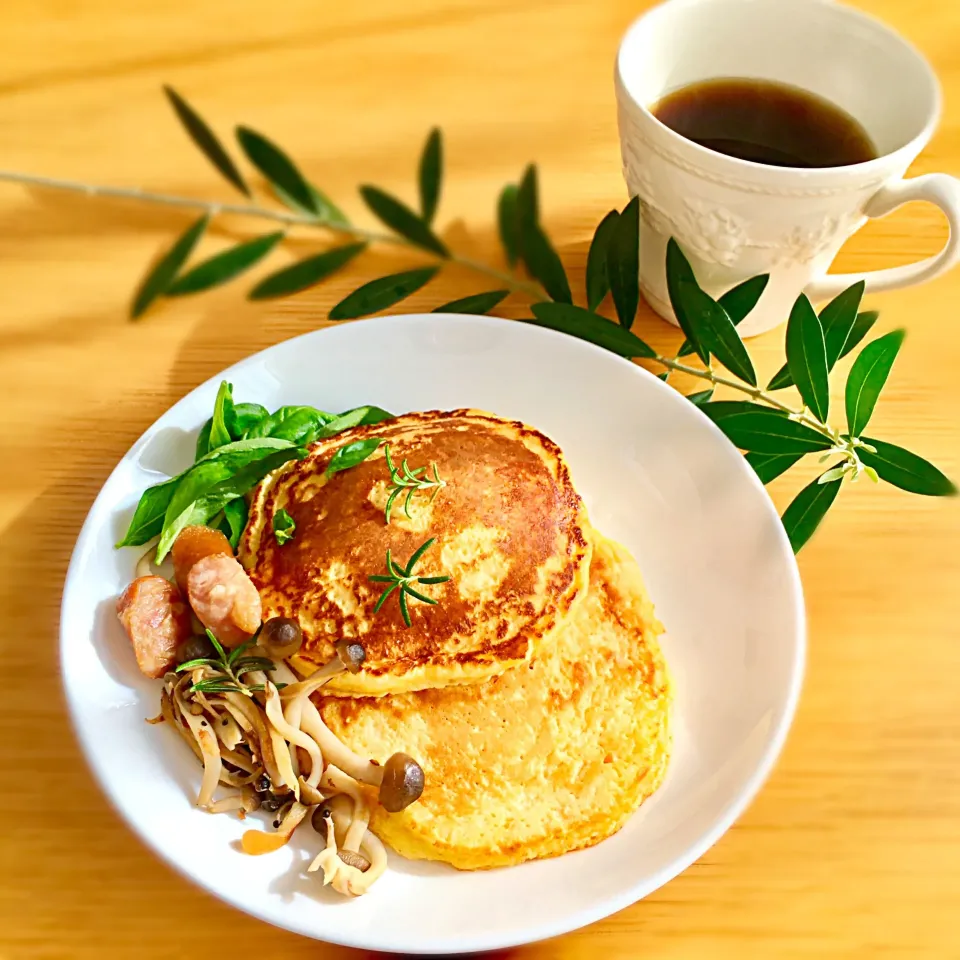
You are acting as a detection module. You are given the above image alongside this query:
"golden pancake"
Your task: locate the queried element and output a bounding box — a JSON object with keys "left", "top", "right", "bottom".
{"left": 318, "top": 533, "right": 672, "bottom": 869}
{"left": 239, "top": 410, "right": 591, "bottom": 697}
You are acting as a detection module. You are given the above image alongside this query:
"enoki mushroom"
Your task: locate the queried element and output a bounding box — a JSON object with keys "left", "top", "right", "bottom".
{"left": 156, "top": 646, "right": 405, "bottom": 898}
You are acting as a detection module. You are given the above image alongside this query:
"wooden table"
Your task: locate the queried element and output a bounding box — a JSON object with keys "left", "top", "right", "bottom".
{"left": 1, "top": 1, "right": 958, "bottom": 957}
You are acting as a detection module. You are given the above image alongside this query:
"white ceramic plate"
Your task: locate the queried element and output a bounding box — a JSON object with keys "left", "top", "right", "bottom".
{"left": 61, "top": 314, "right": 804, "bottom": 954}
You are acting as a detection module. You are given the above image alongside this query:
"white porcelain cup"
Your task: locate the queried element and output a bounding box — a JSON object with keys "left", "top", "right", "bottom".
{"left": 615, "top": 0, "right": 960, "bottom": 337}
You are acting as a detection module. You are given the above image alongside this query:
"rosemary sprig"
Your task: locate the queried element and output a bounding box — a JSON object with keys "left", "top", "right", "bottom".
{"left": 383, "top": 444, "right": 446, "bottom": 524}
{"left": 368, "top": 537, "right": 451, "bottom": 627}
{"left": 176, "top": 629, "right": 275, "bottom": 695}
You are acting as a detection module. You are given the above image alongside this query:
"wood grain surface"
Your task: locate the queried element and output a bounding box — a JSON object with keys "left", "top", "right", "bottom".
{"left": 1, "top": 1, "right": 958, "bottom": 957}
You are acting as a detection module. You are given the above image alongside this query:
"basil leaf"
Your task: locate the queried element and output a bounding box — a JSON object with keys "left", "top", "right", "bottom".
{"left": 326, "top": 437, "right": 383, "bottom": 477}
{"left": 745, "top": 451, "right": 804, "bottom": 485}
{"left": 665, "top": 239, "right": 708, "bottom": 365}
{"left": 676, "top": 281, "right": 757, "bottom": 386}
{"left": 273, "top": 508, "right": 296, "bottom": 546}
{"left": 585, "top": 209, "right": 619, "bottom": 311}
{"left": 329, "top": 267, "right": 439, "bottom": 320}
{"left": 686, "top": 389, "right": 714, "bottom": 406}
{"left": 163, "top": 86, "right": 249, "bottom": 197}
{"left": 157, "top": 446, "right": 303, "bottom": 561}
{"left": 528, "top": 302, "right": 656, "bottom": 358}
{"left": 166, "top": 232, "right": 284, "bottom": 296}
{"left": 248, "top": 243, "right": 366, "bottom": 300}
{"left": 781, "top": 470, "right": 843, "bottom": 553}
{"left": 677, "top": 275, "right": 767, "bottom": 358}
{"left": 130, "top": 214, "right": 209, "bottom": 319}
{"left": 223, "top": 497, "right": 248, "bottom": 550}
{"left": 418, "top": 128, "right": 442, "bottom": 226}
{"left": 497, "top": 184, "right": 520, "bottom": 267}
{"left": 608, "top": 197, "right": 640, "bottom": 328}
{"left": 360, "top": 185, "right": 448, "bottom": 257}
{"left": 845, "top": 329, "right": 905, "bottom": 437}
{"left": 209, "top": 381, "right": 235, "bottom": 450}
{"left": 319, "top": 405, "right": 395, "bottom": 436}
{"left": 236, "top": 126, "right": 317, "bottom": 214}
{"left": 432, "top": 290, "right": 509, "bottom": 315}
{"left": 857, "top": 438, "right": 957, "bottom": 497}
{"left": 246, "top": 406, "right": 331, "bottom": 445}
{"left": 698, "top": 401, "right": 832, "bottom": 454}
{"left": 115, "top": 475, "right": 181, "bottom": 547}
{"left": 785, "top": 294, "right": 830, "bottom": 421}
{"left": 269, "top": 180, "right": 349, "bottom": 225}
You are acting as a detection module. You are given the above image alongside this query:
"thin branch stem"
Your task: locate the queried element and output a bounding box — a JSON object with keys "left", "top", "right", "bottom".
{"left": 0, "top": 169, "right": 545, "bottom": 300}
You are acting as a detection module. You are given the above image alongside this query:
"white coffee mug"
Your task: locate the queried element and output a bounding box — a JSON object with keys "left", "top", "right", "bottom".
{"left": 615, "top": 0, "right": 960, "bottom": 337}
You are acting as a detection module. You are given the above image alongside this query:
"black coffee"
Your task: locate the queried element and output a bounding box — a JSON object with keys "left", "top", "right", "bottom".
{"left": 651, "top": 78, "right": 877, "bottom": 169}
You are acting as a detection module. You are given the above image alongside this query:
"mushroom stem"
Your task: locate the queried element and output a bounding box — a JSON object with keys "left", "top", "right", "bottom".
{"left": 299, "top": 697, "right": 383, "bottom": 786}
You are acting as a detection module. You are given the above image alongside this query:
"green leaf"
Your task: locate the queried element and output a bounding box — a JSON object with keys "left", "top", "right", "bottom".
{"left": 845, "top": 329, "right": 905, "bottom": 436}
{"left": 785, "top": 294, "right": 830, "bottom": 421}
{"left": 838, "top": 310, "right": 878, "bottom": 361}
{"left": 665, "top": 239, "right": 708, "bottom": 365}
{"left": 223, "top": 497, "right": 248, "bottom": 549}
{"left": 248, "top": 243, "right": 366, "bottom": 300}
{"left": 405, "top": 536, "right": 437, "bottom": 575}
{"left": 209, "top": 381, "right": 235, "bottom": 450}
{"left": 515, "top": 165, "right": 539, "bottom": 246}
{"left": 195, "top": 419, "right": 213, "bottom": 460}
{"left": 326, "top": 437, "right": 383, "bottom": 477}
{"left": 236, "top": 126, "right": 317, "bottom": 214}
{"left": 432, "top": 290, "right": 509, "bottom": 315}
{"left": 497, "top": 184, "right": 520, "bottom": 268}
{"left": 676, "top": 276, "right": 767, "bottom": 358}
{"left": 232, "top": 402, "right": 270, "bottom": 439}
{"left": 418, "top": 128, "right": 442, "bottom": 226}
{"left": 318, "top": 405, "right": 394, "bottom": 436}
{"left": 686, "top": 389, "right": 715, "bottom": 406}
{"left": 857, "top": 438, "right": 957, "bottom": 497}
{"left": 130, "top": 214, "right": 209, "bottom": 319}
{"left": 157, "top": 445, "right": 304, "bottom": 561}
{"left": 328, "top": 267, "right": 439, "bottom": 320}
{"left": 528, "top": 302, "right": 656, "bottom": 358}
{"left": 269, "top": 180, "right": 349, "bottom": 225}
{"left": 273, "top": 508, "right": 296, "bottom": 546}
{"left": 608, "top": 197, "right": 640, "bottom": 328}
{"left": 514, "top": 165, "right": 571, "bottom": 304}
{"left": 781, "top": 470, "right": 843, "bottom": 553}
{"left": 115, "top": 475, "right": 181, "bottom": 547}
{"left": 360, "top": 185, "right": 448, "bottom": 257}
{"left": 166, "top": 232, "right": 284, "bottom": 296}
{"left": 246, "top": 406, "right": 330, "bottom": 446}
{"left": 585, "top": 209, "right": 619, "bottom": 311}
{"left": 676, "top": 281, "right": 757, "bottom": 386}
{"left": 698, "top": 401, "right": 832, "bottom": 454}
{"left": 745, "top": 451, "right": 804, "bottom": 485}
{"left": 163, "top": 86, "right": 249, "bottom": 197}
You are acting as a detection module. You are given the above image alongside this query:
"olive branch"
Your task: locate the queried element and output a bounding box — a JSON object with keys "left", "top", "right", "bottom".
{"left": 0, "top": 86, "right": 953, "bottom": 551}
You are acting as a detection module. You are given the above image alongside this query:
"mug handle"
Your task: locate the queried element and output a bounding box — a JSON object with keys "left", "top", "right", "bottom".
{"left": 804, "top": 174, "right": 960, "bottom": 301}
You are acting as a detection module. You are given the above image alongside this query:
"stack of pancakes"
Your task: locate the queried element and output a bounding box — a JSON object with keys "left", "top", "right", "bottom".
{"left": 239, "top": 410, "right": 671, "bottom": 869}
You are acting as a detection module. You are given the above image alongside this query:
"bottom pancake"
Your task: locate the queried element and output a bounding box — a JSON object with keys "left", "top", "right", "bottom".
{"left": 318, "top": 532, "right": 672, "bottom": 870}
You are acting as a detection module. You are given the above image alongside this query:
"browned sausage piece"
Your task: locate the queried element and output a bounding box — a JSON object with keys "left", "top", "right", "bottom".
{"left": 186, "top": 554, "right": 262, "bottom": 648}
{"left": 116, "top": 576, "right": 192, "bottom": 679}
{"left": 171, "top": 524, "right": 234, "bottom": 592}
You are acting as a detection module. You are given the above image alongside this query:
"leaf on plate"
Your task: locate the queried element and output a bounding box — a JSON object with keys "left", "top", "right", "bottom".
{"left": 115, "top": 475, "right": 181, "bottom": 547}
{"left": 325, "top": 437, "right": 383, "bottom": 477}
{"left": 527, "top": 302, "right": 656, "bottom": 358}
{"left": 607, "top": 197, "right": 640, "bottom": 328}
{"left": 360, "top": 185, "right": 448, "bottom": 257}
{"left": 208, "top": 380, "right": 235, "bottom": 450}
{"left": 223, "top": 497, "right": 248, "bottom": 549}
{"left": 163, "top": 86, "right": 250, "bottom": 197}
{"left": 248, "top": 243, "right": 366, "bottom": 299}
{"left": 328, "top": 267, "right": 439, "bottom": 320}
{"left": 844, "top": 329, "right": 905, "bottom": 436}
{"left": 432, "top": 290, "right": 509, "bottom": 315}
{"left": 272, "top": 508, "right": 296, "bottom": 546}
{"left": 585, "top": 209, "right": 619, "bottom": 311}
{"left": 245, "top": 406, "right": 331, "bottom": 446}
{"left": 319, "top": 406, "right": 395, "bottom": 436}
{"left": 781, "top": 469, "right": 843, "bottom": 553}
{"left": 166, "top": 232, "right": 284, "bottom": 296}
{"left": 236, "top": 125, "right": 317, "bottom": 214}
{"left": 857, "top": 437, "right": 957, "bottom": 497}
{"left": 130, "top": 214, "right": 209, "bottom": 319}
{"left": 418, "top": 127, "right": 442, "bottom": 226}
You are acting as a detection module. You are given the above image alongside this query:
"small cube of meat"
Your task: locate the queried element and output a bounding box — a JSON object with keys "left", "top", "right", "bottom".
{"left": 171, "top": 524, "right": 233, "bottom": 592}
{"left": 187, "top": 554, "right": 262, "bottom": 648}
{"left": 116, "top": 576, "right": 192, "bottom": 678}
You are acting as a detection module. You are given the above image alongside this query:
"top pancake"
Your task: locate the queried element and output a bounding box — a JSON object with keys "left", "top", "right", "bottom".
{"left": 239, "top": 409, "right": 591, "bottom": 696}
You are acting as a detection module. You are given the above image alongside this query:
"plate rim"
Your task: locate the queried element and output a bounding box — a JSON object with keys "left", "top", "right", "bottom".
{"left": 60, "top": 313, "right": 806, "bottom": 954}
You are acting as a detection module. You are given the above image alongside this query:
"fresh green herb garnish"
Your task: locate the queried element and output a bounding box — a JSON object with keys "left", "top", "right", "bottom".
{"left": 273, "top": 508, "right": 296, "bottom": 546}
{"left": 383, "top": 444, "right": 446, "bottom": 524}
{"left": 177, "top": 629, "right": 275, "bottom": 696}
{"left": 326, "top": 437, "right": 383, "bottom": 478}
{"left": 368, "top": 537, "right": 450, "bottom": 627}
